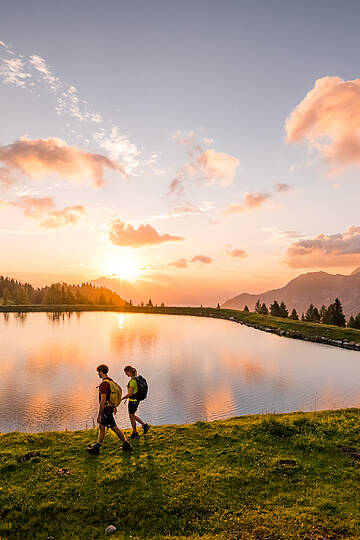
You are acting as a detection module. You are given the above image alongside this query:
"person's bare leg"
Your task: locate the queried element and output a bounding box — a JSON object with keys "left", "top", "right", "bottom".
{"left": 134, "top": 414, "right": 144, "bottom": 426}
{"left": 129, "top": 413, "right": 137, "bottom": 432}
{"left": 111, "top": 425, "right": 126, "bottom": 443}
{"left": 97, "top": 424, "right": 106, "bottom": 444}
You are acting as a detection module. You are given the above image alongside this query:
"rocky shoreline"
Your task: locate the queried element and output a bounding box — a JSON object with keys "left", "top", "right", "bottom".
{"left": 207, "top": 313, "right": 360, "bottom": 352}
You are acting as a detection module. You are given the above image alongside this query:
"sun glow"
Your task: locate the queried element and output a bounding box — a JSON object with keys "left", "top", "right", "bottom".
{"left": 103, "top": 253, "right": 142, "bottom": 282}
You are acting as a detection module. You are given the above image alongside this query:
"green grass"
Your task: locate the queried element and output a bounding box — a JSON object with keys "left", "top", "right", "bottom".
{"left": 2, "top": 409, "right": 360, "bottom": 539}
{"left": 1, "top": 304, "right": 360, "bottom": 346}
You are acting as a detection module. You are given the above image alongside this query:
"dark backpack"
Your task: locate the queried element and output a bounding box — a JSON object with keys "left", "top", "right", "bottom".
{"left": 134, "top": 375, "right": 148, "bottom": 401}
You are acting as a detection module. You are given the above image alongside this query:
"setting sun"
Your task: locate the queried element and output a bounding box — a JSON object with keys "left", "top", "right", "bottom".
{"left": 102, "top": 253, "right": 142, "bottom": 282}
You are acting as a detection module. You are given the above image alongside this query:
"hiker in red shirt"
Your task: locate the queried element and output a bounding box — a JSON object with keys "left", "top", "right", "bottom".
{"left": 87, "top": 364, "right": 132, "bottom": 454}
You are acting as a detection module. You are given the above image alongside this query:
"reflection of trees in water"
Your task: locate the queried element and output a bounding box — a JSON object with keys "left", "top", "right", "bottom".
{"left": 46, "top": 312, "right": 64, "bottom": 324}
{"left": 3, "top": 312, "right": 10, "bottom": 324}
{"left": 14, "top": 312, "right": 27, "bottom": 324}
{"left": 46, "top": 311, "right": 82, "bottom": 324}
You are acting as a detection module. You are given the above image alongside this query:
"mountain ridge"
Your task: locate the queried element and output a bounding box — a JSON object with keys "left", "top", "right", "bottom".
{"left": 222, "top": 270, "right": 360, "bottom": 317}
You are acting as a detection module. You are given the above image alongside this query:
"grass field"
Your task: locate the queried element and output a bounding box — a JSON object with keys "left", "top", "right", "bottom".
{"left": 2, "top": 409, "right": 360, "bottom": 539}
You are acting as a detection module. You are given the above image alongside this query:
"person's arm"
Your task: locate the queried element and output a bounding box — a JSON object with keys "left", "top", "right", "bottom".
{"left": 121, "top": 386, "right": 133, "bottom": 401}
{"left": 97, "top": 393, "right": 107, "bottom": 423}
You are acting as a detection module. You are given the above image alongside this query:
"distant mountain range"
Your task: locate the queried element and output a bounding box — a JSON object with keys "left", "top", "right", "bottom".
{"left": 222, "top": 268, "right": 360, "bottom": 317}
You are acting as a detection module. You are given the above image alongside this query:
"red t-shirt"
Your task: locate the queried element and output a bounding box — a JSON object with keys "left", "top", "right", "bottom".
{"left": 99, "top": 378, "right": 114, "bottom": 413}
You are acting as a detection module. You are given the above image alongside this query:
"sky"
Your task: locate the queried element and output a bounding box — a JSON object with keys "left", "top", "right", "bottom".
{"left": 1, "top": 0, "right": 360, "bottom": 305}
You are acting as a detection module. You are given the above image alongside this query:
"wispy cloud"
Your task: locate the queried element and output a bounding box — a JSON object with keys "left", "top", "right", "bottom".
{"left": 0, "top": 41, "right": 140, "bottom": 172}
{"left": 0, "top": 57, "right": 32, "bottom": 87}
{"left": 0, "top": 195, "right": 86, "bottom": 228}
{"left": 168, "top": 258, "right": 188, "bottom": 268}
{"left": 226, "top": 248, "right": 247, "bottom": 258}
{"left": 223, "top": 183, "right": 291, "bottom": 216}
{"left": 168, "top": 254, "right": 213, "bottom": 268}
{"left": 169, "top": 130, "right": 239, "bottom": 195}
{"left": 94, "top": 127, "right": 139, "bottom": 175}
{"left": 191, "top": 255, "right": 213, "bottom": 264}
{"left": 151, "top": 201, "right": 215, "bottom": 221}
{"left": 286, "top": 76, "right": 360, "bottom": 174}
{"left": 274, "top": 183, "right": 291, "bottom": 192}
{"left": 224, "top": 192, "right": 271, "bottom": 216}
{"left": 0, "top": 137, "right": 124, "bottom": 187}
{"left": 108, "top": 218, "right": 184, "bottom": 248}
{"left": 40, "top": 205, "right": 86, "bottom": 229}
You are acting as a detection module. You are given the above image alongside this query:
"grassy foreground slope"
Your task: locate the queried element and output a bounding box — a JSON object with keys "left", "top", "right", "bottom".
{"left": 2, "top": 409, "right": 360, "bottom": 539}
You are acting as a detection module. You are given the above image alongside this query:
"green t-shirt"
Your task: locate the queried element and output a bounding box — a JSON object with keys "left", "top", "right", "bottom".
{"left": 128, "top": 378, "right": 138, "bottom": 401}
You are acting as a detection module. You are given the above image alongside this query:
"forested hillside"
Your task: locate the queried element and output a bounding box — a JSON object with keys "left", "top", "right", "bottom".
{"left": 0, "top": 276, "right": 129, "bottom": 306}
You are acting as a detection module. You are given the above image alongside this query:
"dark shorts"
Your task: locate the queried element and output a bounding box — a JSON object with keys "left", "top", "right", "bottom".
{"left": 128, "top": 400, "right": 140, "bottom": 414}
{"left": 100, "top": 409, "right": 116, "bottom": 428}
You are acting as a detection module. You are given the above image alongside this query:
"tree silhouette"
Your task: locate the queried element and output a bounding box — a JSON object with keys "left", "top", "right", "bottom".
{"left": 290, "top": 308, "right": 299, "bottom": 320}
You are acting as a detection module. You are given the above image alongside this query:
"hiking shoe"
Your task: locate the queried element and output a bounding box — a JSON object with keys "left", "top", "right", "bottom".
{"left": 122, "top": 441, "right": 132, "bottom": 452}
{"left": 143, "top": 424, "right": 150, "bottom": 434}
{"left": 87, "top": 442, "right": 101, "bottom": 455}
{"left": 129, "top": 431, "right": 139, "bottom": 439}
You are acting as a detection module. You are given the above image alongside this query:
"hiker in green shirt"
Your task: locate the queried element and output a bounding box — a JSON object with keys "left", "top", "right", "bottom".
{"left": 121, "top": 365, "right": 150, "bottom": 439}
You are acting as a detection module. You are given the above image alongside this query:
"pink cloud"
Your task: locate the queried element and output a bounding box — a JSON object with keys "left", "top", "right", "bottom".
{"left": 0, "top": 137, "right": 124, "bottom": 187}
{"left": 169, "top": 131, "right": 239, "bottom": 195}
{"left": 0, "top": 167, "right": 15, "bottom": 188}
{"left": 285, "top": 226, "right": 360, "bottom": 268}
{"left": 224, "top": 192, "right": 270, "bottom": 216}
{"left": 0, "top": 195, "right": 55, "bottom": 218}
{"left": 40, "top": 205, "right": 86, "bottom": 229}
{"left": 286, "top": 76, "right": 360, "bottom": 173}
{"left": 226, "top": 248, "right": 247, "bottom": 258}
{"left": 109, "top": 218, "right": 184, "bottom": 248}
{"left": 168, "top": 258, "right": 188, "bottom": 268}
{"left": 191, "top": 255, "right": 213, "bottom": 264}
{"left": 12, "top": 196, "right": 55, "bottom": 218}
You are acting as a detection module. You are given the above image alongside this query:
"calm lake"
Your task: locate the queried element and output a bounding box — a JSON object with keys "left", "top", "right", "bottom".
{"left": 1, "top": 311, "right": 360, "bottom": 432}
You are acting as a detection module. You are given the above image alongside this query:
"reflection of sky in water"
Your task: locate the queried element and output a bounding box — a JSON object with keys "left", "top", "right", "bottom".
{"left": 1, "top": 311, "right": 360, "bottom": 432}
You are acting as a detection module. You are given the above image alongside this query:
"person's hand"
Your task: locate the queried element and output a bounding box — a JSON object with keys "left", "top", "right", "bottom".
{"left": 97, "top": 415, "right": 101, "bottom": 424}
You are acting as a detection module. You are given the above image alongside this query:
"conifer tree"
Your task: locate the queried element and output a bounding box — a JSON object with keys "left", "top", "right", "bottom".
{"left": 319, "top": 305, "right": 327, "bottom": 323}
{"left": 261, "top": 302, "right": 268, "bottom": 315}
{"left": 301, "top": 312, "right": 305, "bottom": 321}
{"left": 348, "top": 315, "right": 356, "bottom": 328}
{"left": 333, "top": 298, "right": 346, "bottom": 327}
{"left": 279, "top": 301, "right": 288, "bottom": 318}
{"left": 312, "top": 306, "right": 320, "bottom": 323}
{"left": 270, "top": 300, "right": 281, "bottom": 317}
{"left": 305, "top": 304, "right": 314, "bottom": 322}
{"left": 355, "top": 313, "right": 360, "bottom": 329}
{"left": 243, "top": 305, "right": 249, "bottom": 312}
{"left": 255, "top": 299, "right": 262, "bottom": 314}
{"left": 290, "top": 308, "right": 299, "bottom": 320}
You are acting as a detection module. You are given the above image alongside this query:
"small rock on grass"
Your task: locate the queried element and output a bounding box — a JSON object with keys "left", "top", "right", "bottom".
{"left": 105, "top": 525, "right": 117, "bottom": 535}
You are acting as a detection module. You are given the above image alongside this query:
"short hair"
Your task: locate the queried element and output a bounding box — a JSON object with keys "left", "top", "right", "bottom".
{"left": 96, "top": 364, "right": 109, "bottom": 374}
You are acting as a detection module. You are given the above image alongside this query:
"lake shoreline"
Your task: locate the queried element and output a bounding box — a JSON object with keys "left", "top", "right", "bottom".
{"left": 2, "top": 408, "right": 360, "bottom": 539}
{"left": 1, "top": 304, "right": 360, "bottom": 351}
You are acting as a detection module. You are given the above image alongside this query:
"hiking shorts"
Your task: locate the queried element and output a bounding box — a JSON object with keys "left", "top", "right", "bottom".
{"left": 100, "top": 409, "right": 116, "bottom": 428}
{"left": 128, "top": 400, "right": 140, "bottom": 414}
